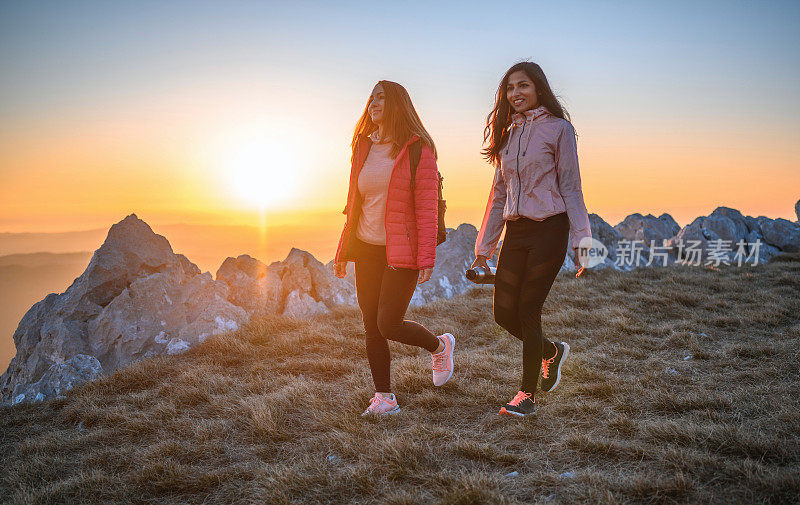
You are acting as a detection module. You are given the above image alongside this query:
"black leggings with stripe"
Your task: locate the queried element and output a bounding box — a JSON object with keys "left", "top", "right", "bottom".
{"left": 493, "top": 212, "right": 569, "bottom": 393}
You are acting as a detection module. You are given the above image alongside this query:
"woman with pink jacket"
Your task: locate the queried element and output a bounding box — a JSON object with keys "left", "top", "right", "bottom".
{"left": 334, "top": 80, "right": 455, "bottom": 417}
{"left": 472, "top": 62, "right": 592, "bottom": 417}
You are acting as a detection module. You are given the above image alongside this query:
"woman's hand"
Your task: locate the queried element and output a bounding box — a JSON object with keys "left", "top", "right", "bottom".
{"left": 470, "top": 255, "right": 489, "bottom": 271}
{"left": 334, "top": 261, "right": 348, "bottom": 279}
{"left": 418, "top": 268, "right": 433, "bottom": 284}
{"left": 573, "top": 247, "right": 586, "bottom": 277}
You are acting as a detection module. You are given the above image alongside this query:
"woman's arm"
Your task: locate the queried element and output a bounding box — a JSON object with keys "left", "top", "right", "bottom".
{"left": 555, "top": 121, "right": 592, "bottom": 250}
{"left": 475, "top": 162, "right": 507, "bottom": 259}
{"left": 413, "top": 144, "right": 439, "bottom": 270}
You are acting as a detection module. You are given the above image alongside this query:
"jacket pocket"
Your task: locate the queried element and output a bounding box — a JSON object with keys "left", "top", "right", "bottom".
{"left": 531, "top": 186, "right": 554, "bottom": 210}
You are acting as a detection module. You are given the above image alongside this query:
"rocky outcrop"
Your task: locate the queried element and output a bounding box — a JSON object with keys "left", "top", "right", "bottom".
{"left": 614, "top": 213, "right": 680, "bottom": 245}
{"left": 758, "top": 218, "right": 800, "bottom": 253}
{"left": 217, "top": 249, "right": 357, "bottom": 319}
{"left": 665, "top": 207, "right": 792, "bottom": 264}
{"left": 216, "top": 255, "right": 283, "bottom": 315}
{"left": 585, "top": 214, "right": 625, "bottom": 269}
{"left": 10, "top": 354, "right": 103, "bottom": 405}
{"left": 795, "top": 199, "right": 799, "bottom": 223}
{"left": 410, "top": 224, "right": 483, "bottom": 306}
{"left": 1, "top": 214, "right": 249, "bottom": 405}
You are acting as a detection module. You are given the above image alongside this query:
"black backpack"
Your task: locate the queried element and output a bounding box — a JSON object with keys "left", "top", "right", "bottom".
{"left": 409, "top": 141, "right": 447, "bottom": 246}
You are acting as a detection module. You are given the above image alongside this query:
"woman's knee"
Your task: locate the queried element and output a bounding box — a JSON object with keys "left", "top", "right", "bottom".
{"left": 376, "top": 314, "right": 402, "bottom": 340}
{"left": 493, "top": 307, "right": 516, "bottom": 333}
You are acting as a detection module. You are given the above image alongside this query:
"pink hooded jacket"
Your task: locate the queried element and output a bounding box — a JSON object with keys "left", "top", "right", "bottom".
{"left": 475, "top": 105, "right": 592, "bottom": 258}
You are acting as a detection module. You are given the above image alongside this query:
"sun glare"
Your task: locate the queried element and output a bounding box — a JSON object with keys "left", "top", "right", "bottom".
{"left": 210, "top": 124, "right": 303, "bottom": 212}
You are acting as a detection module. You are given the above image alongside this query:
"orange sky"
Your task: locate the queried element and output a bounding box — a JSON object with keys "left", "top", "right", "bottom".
{"left": 1, "top": 3, "right": 798, "bottom": 236}
{"left": 2, "top": 103, "right": 797, "bottom": 235}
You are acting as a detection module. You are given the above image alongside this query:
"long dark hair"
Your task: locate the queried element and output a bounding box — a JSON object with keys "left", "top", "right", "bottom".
{"left": 482, "top": 61, "right": 572, "bottom": 166}
{"left": 351, "top": 80, "right": 437, "bottom": 160}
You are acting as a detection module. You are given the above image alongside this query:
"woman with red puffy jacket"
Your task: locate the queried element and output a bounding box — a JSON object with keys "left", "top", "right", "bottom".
{"left": 333, "top": 80, "right": 455, "bottom": 417}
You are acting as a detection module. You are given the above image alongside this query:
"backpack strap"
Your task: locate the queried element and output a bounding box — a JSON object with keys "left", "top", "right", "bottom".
{"left": 409, "top": 140, "right": 422, "bottom": 191}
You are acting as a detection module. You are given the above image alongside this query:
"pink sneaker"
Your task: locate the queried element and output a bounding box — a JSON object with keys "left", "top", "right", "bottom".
{"left": 361, "top": 392, "right": 400, "bottom": 417}
{"left": 431, "top": 333, "right": 455, "bottom": 386}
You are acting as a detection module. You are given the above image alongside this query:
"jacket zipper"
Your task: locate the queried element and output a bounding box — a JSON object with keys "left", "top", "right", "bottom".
{"left": 515, "top": 122, "right": 526, "bottom": 215}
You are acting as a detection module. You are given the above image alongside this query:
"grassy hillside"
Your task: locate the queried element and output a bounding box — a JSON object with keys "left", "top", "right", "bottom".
{"left": 1, "top": 255, "right": 798, "bottom": 504}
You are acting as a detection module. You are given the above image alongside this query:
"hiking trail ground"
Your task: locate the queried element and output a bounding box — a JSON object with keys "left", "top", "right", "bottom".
{"left": 2, "top": 254, "right": 798, "bottom": 504}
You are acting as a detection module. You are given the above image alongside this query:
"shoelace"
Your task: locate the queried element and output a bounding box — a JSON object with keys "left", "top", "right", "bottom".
{"left": 431, "top": 339, "right": 447, "bottom": 372}
{"left": 541, "top": 344, "right": 558, "bottom": 379}
{"left": 367, "top": 394, "right": 392, "bottom": 412}
{"left": 541, "top": 355, "right": 555, "bottom": 379}
{"left": 508, "top": 391, "right": 532, "bottom": 406}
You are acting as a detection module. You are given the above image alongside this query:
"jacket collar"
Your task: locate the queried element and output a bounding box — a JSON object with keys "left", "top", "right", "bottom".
{"left": 510, "top": 105, "right": 551, "bottom": 129}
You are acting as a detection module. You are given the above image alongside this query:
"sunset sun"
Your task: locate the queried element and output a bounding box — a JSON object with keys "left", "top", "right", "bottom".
{"left": 212, "top": 126, "right": 301, "bottom": 211}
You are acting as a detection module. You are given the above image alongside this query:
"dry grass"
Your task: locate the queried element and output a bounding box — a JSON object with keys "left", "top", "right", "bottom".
{"left": 1, "top": 254, "right": 799, "bottom": 504}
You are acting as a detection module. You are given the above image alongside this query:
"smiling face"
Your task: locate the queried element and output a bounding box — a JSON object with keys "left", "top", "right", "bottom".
{"left": 506, "top": 70, "right": 538, "bottom": 113}
{"left": 368, "top": 83, "right": 386, "bottom": 125}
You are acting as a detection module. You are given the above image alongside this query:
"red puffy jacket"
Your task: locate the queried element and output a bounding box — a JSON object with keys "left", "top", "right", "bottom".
{"left": 334, "top": 134, "right": 439, "bottom": 270}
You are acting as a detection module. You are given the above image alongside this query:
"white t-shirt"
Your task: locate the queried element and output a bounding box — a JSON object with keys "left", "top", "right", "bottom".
{"left": 356, "top": 141, "right": 394, "bottom": 245}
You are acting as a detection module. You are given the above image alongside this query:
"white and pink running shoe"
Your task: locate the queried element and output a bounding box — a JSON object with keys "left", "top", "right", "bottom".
{"left": 431, "top": 333, "right": 455, "bottom": 386}
{"left": 361, "top": 392, "right": 400, "bottom": 417}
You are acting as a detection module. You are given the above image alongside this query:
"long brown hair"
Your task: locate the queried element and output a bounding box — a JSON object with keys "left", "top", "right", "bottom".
{"left": 482, "top": 62, "right": 572, "bottom": 166}
{"left": 351, "top": 80, "right": 437, "bottom": 160}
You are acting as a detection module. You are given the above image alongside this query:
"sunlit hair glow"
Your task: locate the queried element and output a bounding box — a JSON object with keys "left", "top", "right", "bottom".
{"left": 351, "top": 80, "right": 437, "bottom": 160}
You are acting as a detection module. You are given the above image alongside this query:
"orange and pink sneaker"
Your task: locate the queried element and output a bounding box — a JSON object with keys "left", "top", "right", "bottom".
{"left": 361, "top": 392, "right": 400, "bottom": 417}
{"left": 431, "top": 333, "right": 455, "bottom": 386}
{"left": 540, "top": 341, "right": 570, "bottom": 392}
{"left": 499, "top": 390, "right": 536, "bottom": 417}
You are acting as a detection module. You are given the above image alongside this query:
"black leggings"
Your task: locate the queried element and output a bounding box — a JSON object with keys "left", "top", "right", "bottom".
{"left": 493, "top": 212, "right": 569, "bottom": 393}
{"left": 353, "top": 237, "right": 440, "bottom": 393}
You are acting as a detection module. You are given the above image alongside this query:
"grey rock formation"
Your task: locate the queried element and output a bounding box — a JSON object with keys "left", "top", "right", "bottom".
{"left": 7, "top": 204, "right": 799, "bottom": 406}
{"left": 410, "top": 224, "right": 483, "bottom": 306}
{"left": 217, "top": 255, "right": 283, "bottom": 315}
{"left": 796, "top": 199, "right": 800, "bottom": 223}
{"left": 666, "top": 207, "right": 794, "bottom": 264}
{"left": 11, "top": 354, "right": 103, "bottom": 405}
{"left": 584, "top": 213, "right": 625, "bottom": 270}
{"left": 281, "top": 248, "right": 356, "bottom": 310}
{"left": 758, "top": 218, "right": 800, "bottom": 253}
{"left": 1, "top": 214, "right": 249, "bottom": 405}
{"left": 217, "top": 248, "right": 357, "bottom": 319}
{"left": 283, "top": 289, "right": 329, "bottom": 318}
{"left": 614, "top": 213, "right": 680, "bottom": 245}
